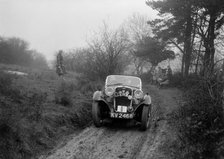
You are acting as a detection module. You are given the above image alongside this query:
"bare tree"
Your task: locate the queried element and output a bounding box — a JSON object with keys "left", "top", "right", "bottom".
{"left": 87, "top": 24, "right": 130, "bottom": 79}
{"left": 123, "top": 13, "right": 152, "bottom": 75}
{"left": 124, "top": 13, "right": 152, "bottom": 44}
{"left": 63, "top": 24, "right": 130, "bottom": 81}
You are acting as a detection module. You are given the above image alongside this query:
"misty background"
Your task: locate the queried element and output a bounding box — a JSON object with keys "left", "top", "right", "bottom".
{"left": 0, "top": 0, "right": 157, "bottom": 61}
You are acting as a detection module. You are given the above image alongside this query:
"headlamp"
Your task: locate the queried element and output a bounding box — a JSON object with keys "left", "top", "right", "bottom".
{"left": 105, "top": 87, "right": 114, "bottom": 96}
{"left": 134, "top": 89, "right": 143, "bottom": 99}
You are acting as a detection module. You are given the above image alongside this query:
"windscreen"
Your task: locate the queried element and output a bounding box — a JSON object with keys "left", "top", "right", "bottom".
{"left": 106, "top": 75, "right": 142, "bottom": 89}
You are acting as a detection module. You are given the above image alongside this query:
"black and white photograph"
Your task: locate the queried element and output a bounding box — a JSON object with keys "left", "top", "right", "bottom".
{"left": 0, "top": 0, "right": 224, "bottom": 159}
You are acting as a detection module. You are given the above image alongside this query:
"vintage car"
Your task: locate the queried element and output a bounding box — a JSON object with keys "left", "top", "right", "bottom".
{"left": 92, "top": 75, "right": 152, "bottom": 131}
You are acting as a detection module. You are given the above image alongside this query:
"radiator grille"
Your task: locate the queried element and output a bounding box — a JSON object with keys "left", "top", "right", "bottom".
{"left": 115, "top": 96, "right": 131, "bottom": 107}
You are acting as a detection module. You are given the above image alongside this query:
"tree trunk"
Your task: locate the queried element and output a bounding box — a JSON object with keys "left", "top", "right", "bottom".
{"left": 183, "top": 5, "right": 193, "bottom": 77}
{"left": 195, "top": 40, "right": 203, "bottom": 75}
{"left": 203, "top": 11, "right": 216, "bottom": 77}
{"left": 181, "top": 53, "right": 185, "bottom": 76}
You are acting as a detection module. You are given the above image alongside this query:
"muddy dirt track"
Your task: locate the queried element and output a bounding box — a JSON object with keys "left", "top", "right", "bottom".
{"left": 40, "top": 85, "right": 182, "bottom": 159}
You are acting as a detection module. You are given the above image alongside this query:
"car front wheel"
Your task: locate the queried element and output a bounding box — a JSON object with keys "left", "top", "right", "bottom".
{"left": 92, "top": 101, "right": 103, "bottom": 127}
{"left": 140, "top": 105, "right": 151, "bottom": 131}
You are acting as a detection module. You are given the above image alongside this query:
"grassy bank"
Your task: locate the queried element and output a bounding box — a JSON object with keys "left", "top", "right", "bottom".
{"left": 0, "top": 64, "right": 93, "bottom": 159}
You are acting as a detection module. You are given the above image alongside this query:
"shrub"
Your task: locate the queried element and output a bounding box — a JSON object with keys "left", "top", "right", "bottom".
{"left": 54, "top": 79, "right": 95, "bottom": 127}
{"left": 70, "top": 102, "right": 92, "bottom": 128}
{"left": 0, "top": 71, "right": 13, "bottom": 94}
{"left": 26, "top": 91, "right": 47, "bottom": 121}
{"left": 139, "top": 72, "right": 152, "bottom": 83}
{"left": 170, "top": 76, "right": 224, "bottom": 159}
{"left": 169, "top": 72, "right": 183, "bottom": 87}
{"left": 55, "top": 80, "right": 78, "bottom": 106}
{"left": 0, "top": 71, "right": 50, "bottom": 159}
{"left": 170, "top": 72, "right": 201, "bottom": 89}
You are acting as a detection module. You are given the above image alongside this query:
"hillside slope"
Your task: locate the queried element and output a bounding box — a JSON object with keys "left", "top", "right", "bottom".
{"left": 0, "top": 64, "right": 91, "bottom": 159}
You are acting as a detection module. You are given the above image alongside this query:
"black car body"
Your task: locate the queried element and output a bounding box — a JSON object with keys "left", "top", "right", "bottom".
{"left": 92, "top": 75, "right": 152, "bottom": 130}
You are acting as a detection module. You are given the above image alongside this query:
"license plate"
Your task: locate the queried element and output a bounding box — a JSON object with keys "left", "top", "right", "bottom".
{"left": 110, "top": 112, "right": 134, "bottom": 119}
{"left": 117, "top": 105, "right": 127, "bottom": 113}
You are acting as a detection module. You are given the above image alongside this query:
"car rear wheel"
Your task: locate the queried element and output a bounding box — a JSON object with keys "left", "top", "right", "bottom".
{"left": 140, "top": 105, "right": 151, "bottom": 131}
{"left": 92, "top": 101, "right": 103, "bottom": 127}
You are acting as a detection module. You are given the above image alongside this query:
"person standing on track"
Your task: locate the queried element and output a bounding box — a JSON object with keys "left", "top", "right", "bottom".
{"left": 56, "top": 50, "right": 66, "bottom": 77}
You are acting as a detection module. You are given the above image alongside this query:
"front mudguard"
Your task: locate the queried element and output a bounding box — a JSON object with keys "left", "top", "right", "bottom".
{"left": 134, "top": 95, "right": 152, "bottom": 122}
{"left": 92, "top": 91, "right": 113, "bottom": 113}
{"left": 134, "top": 95, "right": 151, "bottom": 111}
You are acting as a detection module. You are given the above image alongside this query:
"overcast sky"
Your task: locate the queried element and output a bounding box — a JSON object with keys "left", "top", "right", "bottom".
{"left": 0, "top": 0, "right": 157, "bottom": 60}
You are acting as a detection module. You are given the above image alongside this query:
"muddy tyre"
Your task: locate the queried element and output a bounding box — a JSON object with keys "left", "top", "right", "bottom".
{"left": 92, "top": 101, "right": 103, "bottom": 127}
{"left": 140, "top": 105, "right": 151, "bottom": 131}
